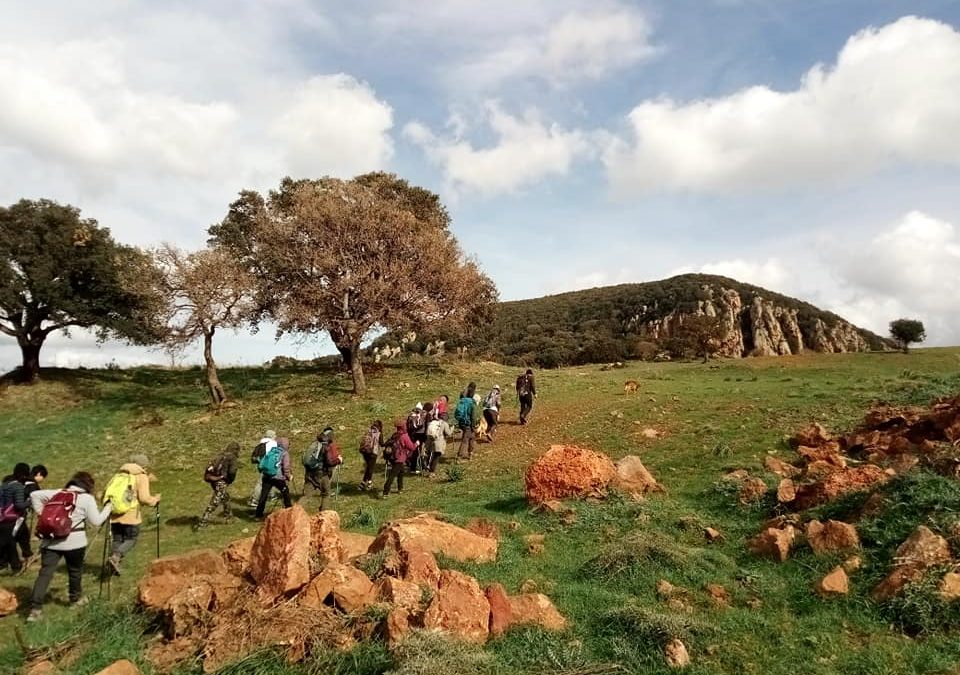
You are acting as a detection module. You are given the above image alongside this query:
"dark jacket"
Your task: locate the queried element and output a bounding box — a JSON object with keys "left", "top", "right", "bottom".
{"left": 516, "top": 373, "right": 536, "bottom": 397}
{"left": 206, "top": 452, "right": 239, "bottom": 485}
{"left": 385, "top": 426, "right": 416, "bottom": 464}
{"left": 0, "top": 479, "right": 28, "bottom": 518}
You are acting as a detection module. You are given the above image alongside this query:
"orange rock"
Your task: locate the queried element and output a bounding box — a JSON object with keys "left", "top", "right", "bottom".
{"left": 138, "top": 573, "right": 183, "bottom": 610}
{"left": 249, "top": 504, "right": 314, "bottom": 600}
{"left": 738, "top": 477, "right": 768, "bottom": 505}
{"left": 793, "top": 465, "right": 890, "bottom": 510}
{"left": 791, "top": 423, "right": 832, "bottom": 448}
{"left": 166, "top": 574, "right": 244, "bottom": 638}
{"left": 485, "top": 583, "right": 514, "bottom": 637}
{"left": 376, "top": 576, "right": 423, "bottom": 613}
{"left": 806, "top": 520, "right": 860, "bottom": 555}
{"left": 370, "top": 514, "right": 498, "bottom": 563}
{"left": 704, "top": 527, "right": 724, "bottom": 543}
{"left": 465, "top": 518, "right": 501, "bottom": 541}
{"left": 664, "top": 638, "right": 690, "bottom": 668}
{"left": 311, "top": 510, "right": 346, "bottom": 565}
{"left": 777, "top": 479, "right": 796, "bottom": 503}
{"left": 705, "top": 584, "right": 730, "bottom": 607}
{"left": 797, "top": 444, "right": 847, "bottom": 467}
{"left": 0, "top": 586, "right": 18, "bottom": 617}
{"left": 149, "top": 549, "right": 226, "bottom": 578}
{"left": 803, "top": 460, "right": 842, "bottom": 481}
{"left": 93, "top": 660, "right": 140, "bottom": 675}
{"left": 300, "top": 562, "right": 375, "bottom": 613}
{"left": 340, "top": 531, "right": 375, "bottom": 561}
{"left": 842, "top": 556, "right": 862, "bottom": 573}
{"left": 939, "top": 572, "right": 960, "bottom": 601}
{"left": 221, "top": 537, "right": 255, "bottom": 577}
{"left": 656, "top": 579, "right": 679, "bottom": 597}
{"left": 872, "top": 526, "right": 953, "bottom": 600}
{"left": 25, "top": 660, "right": 58, "bottom": 675}
{"left": 524, "top": 445, "right": 617, "bottom": 504}
{"left": 422, "top": 570, "right": 490, "bottom": 643}
{"left": 385, "top": 608, "right": 411, "bottom": 647}
{"left": 764, "top": 456, "right": 800, "bottom": 478}
{"left": 815, "top": 567, "right": 849, "bottom": 597}
{"left": 611, "top": 455, "right": 664, "bottom": 500}
{"left": 401, "top": 547, "right": 441, "bottom": 589}
{"left": 748, "top": 526, "right": 796, "bottom": 562}
{"left": 507, "top": 593, "right": 567, "bottom": 631}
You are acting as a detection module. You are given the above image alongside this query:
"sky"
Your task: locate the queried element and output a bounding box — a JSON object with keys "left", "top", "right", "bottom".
{"left": 1, "top": 0, "right": 960, "bottom": 370}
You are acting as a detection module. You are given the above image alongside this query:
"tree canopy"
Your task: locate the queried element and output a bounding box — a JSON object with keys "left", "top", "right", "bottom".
{"left": 210, "top": 172, "right": 497, "bottom": 394}
{"left": 889, "top": 318, "right": 926, "bottom": 353}
{"left": 0, "top": 199, "right": 163, "bottom": 382}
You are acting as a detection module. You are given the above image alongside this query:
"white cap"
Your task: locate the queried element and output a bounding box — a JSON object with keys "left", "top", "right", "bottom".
{"left": 415, "top": 402, "right": 423, "bottom": 410}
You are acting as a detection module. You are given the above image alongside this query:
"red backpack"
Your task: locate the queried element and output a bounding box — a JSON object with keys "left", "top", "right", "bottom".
{"left": 36, "top": 491, "right": 78, "bottom": 539}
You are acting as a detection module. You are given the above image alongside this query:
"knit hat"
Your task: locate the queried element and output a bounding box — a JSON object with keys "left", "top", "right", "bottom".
{"left": 130, "top": 454, "right": 150, "bottom": 468}
{"left": 264, "top": 429, "right": 277, "bottom": 439}
{"left": 415, "top": 402, "right": 423, "bottom": 411}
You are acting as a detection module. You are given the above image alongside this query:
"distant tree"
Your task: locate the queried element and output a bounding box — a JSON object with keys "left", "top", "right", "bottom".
{"left": 0, "top": 199, "right": 163, "bottom": 383}
{"left": 209, "top": 172, "right": 498, "bottom": 395}
{"left": 153, "top": 244, "right": 257, "bottom": 407}
{"left": 889, "top": 318, "right": 926, "bottom": 354}
{"left": 667, "top": 314, "right": 724, "bottom": 362}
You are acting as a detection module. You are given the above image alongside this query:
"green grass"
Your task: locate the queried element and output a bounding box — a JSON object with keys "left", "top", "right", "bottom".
{"left": 2, "top": 348, "right": 960, "bottom": 673}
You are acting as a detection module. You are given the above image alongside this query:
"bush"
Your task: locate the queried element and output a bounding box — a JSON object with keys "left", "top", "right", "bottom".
{"left": 880, "top": 566, "right": 960, "bottom": 635}
{"left": 600, "top": 603, "right": 715, "bottom": 646}
{"left": 445, "top": 464, "right": 467, "bottom": 483}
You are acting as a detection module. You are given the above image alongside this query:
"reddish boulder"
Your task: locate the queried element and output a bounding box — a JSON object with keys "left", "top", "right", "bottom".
{"left": 400, "top": 547, "right": 441, "bottom": 589}
{"left": 465, "top": 518, "right": 501, "bottom": 541}
{"left": 311, "top": 510, "right": 346, "bottom": 565}
{"left": 376, "top": 576, "right": 423, "bottom": 613}
{"left": 748, "top": 525, "right": 797, "bottom": 562}
{"left": 764, "top": 456, "right": 800, "bottom": 478}
{"left": 149, "top": 549, "right": 225, "bottom": 578}
{"left": 385, "top": 608, "right": 411, "bottom": 647}
{"left": 739, "top": 477, "right": 768, "bottom": 505}
{"left": 704, "top": 527, "right": 724, "bottom": 543}
{"left": 664, "top": 638, "right": 690, "bottom": 668}
{"left": 815, "top": 567, "right": 849, "bottom": 597}
{"left": 777, "top": 479, "right": 797, "bottom": 504}
{"left": 797, "top": 443, "right": 846, "bottom": 467}
{"left": 611, "top": 455, "right": 664, "bottom": 500}
{"left": 221, "top": 537, "right": 255, "bottom": 577}
{"left": 939, "top": 572, "right": 960, "bottom": 601}
{"left": 705, "top": 584, "right": 730, "bottom": 607}
{"left": 249, "top": 504, "right": 314, "bottom": 600}
{"left": 0, "top": 586, "right": 18, "bottom": 617}
{"left": 93, "top": 660, "right": 140, "bottom": 675}
{"left": 139, "top": 573, "right": 182, "bottom": 610}
{"left": 524, "top": 445, "right": 617, "bottom": 504}
{"left": 300, "top": 562, "right": 375, "bottom": 613}
{"left": 794, "top": 465, "right": 890, "bottom": 510}
{"left": 370, "top": 514, "right": 497, "bottom": 563}
{"left": 508, "top": 593, "right": 567, "bottom": 631}
{"left": 806, "top": 520, "right": 860, "bottom": 555}
{"left": 340, "top": 531, "right": 375, "bottom": 561}
{"left": 872, "top": 526, "right": 953, "bottom": 600}
{"left": 791, "top": 423, "right": 832, "bottom": 448}
{"left": 485, "top": 583, "right": 513, "bottom": 637}
{"left": 422, "top": 570, "right": 490, "bottom": 643}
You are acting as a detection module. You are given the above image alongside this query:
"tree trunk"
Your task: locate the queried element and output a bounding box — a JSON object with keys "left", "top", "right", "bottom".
{"left": 336, "top": 342, "right": 366, "bottom": 395}
{"left": 203, "top": 329, "right": 227, "bottom": 407}
{"left": 17, "top": 340, "right": 42, "bottom": 384}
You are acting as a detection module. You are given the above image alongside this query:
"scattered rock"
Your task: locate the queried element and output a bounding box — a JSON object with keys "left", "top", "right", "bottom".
{"left": 25, "top": 660, "right": 58, "bottom": 675}
{"left": 664, "top": 638, "right": 691, "bottom": 668}
{"left": 794, "top": 465, "right": 890, "bottom": 510}
{"left": 149, "top": 549, "right": 226, "bottom": 578}
{"left": 656, "top": 579, "right": 679, "bottom": 597}
{"left": 705, "top": 584, "right": 730, "bottom": 607}
{"left": 611, "top": 455, "right": 664, "bottom": 500}
{"left": 872, "top": 526, "right": 953, "bottom": 600}
{"left": 311, "top": 510, "right": 346, "bottom": 565}
{"left": 524, "top": 445, "right": 617, "bottom": 504}
{"left": 340, "top": 531, "right": 375, "bottom": 561}
{"left": 806, "top": 520, "right": 860, "bottom": 555}
{"left": 524, "top": 534, "right": 546, "bottom": 556}
{"left": 508, "top": 593, "right": 567, "bottom": 632}
{"left": 764, "top": 456, "right": 800, "bottom": 478}
{"left": 704, "top": 527, "right": 724, "bottom": 543}
{"left": 465, "top": 518, "right": 501, "bottom": 541}
{"left": 641, "top": 427, "right": 660, "bottom": 439}
{"left": 803, "top": 460, "right": 841, "bottom": 481}
{"left": 796, "top": 444, "right": 847, "bottom": 467}
{"left": 221, "top": 537, "right": 255, "bottom": 577}
{"left": 776, "top": 479, "right": 797, "bottom": 503}
{"left": 738, "top": 477, "right": 768, "bottom": 505}
{"left": 164, "top": 575, "right": 244, "bottom": 637}
{"left": 815, "top": 567, "right": 849, "bottom": 597}
{"left": 791, "top": 423, "right": 832, "bottom": 448}
{"left": 939, "top": 572, "right": 960, "bottom": 601}
{"left": 0, "top": 587, "right": 18, "bottom": 617}
{"left": 299, "top": 562, "right": 375, "bottom": 613}
{"left": 842, "top": 556, "right": 862, "bottom": 573}
{"left": 249, "top": 504, "right": 314, "bottom": 600}
{"left": 145, "top": 637, "right": 198, "bottom": 674}
{"left": 93, "top": 660, "right": 140, "bottom": 675}
{"left": 422, "top": 570, "right": 491, "bottom": 643}
{"left": 748, "top": 525, "right": 797, "bottom": 562}
{"left": 370, "top": 513, "right": 498, "bottom": 563}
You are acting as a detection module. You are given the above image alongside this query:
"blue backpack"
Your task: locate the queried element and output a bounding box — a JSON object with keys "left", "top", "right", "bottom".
{"left": 454, "top": 397, "right": 473, "bottom": 427}
{"left": 258, "top": 445, "right": 283, "bottom": 478}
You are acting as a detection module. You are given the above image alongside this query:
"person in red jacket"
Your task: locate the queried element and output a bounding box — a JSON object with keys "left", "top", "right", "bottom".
{"left": 382, "top": 420, "right": 415, "bottom": 498}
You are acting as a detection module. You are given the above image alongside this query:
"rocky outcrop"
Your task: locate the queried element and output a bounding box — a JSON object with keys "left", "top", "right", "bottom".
{"left": 370, "top": 513, "right": 498, "bottom": 564}
{"left": 249, "top": 505, "right": 314, "bottom": 600}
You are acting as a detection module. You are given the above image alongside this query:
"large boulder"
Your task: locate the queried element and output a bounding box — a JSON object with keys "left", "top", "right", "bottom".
{"left": 508, "top": 593, "right": 567, "bottom": 632}
{"left": 299, "top": 562, "right": 375, "bottom": 613}
{"left": 739, "top": 477, "right": 769, "bottom": 505}
{"left": 524, "top": 445, "right": 617, "bottom": 504}
{"left": 422, "top": 570, "right": 491, "bottom": 643}
{"left": 400, "top": 547, "right": 442, "bottom": 589}
{"left": 376, "top": 576, "right": 423, "bottom": 613}
{"left": 485, "top": 584, "right": 514, "bottom": 637}
{"left": 149, "top": 549, "right": 226, "bottom": 578}
{"left": 664, "top": 638, "right": 690, "bottom": 668}
{"left": 793, "top": 465, "right": 890, "bottom": 510}
{"left": 311, "top": 511, "right": 346, "bottom": 565}
{"left": 611, "top": 455, "right": 664, "bottom": 500}
{"left": 249, "top": 504, "right": 314, "bottom": 600}
{"left": 0, "top": 586, "right": 18, "bottom": 617}
{"left": 165, "top": 575, "right": 245, "bottom": 637}
{"left": 872, "top": 526, "right": 953, "bottom": 600}
{"left": 370, "top": 514, "right": 497, "bottom": 564}
{"left": 221, "top": 537, "right": 255, "bottom": 577}
{"left": 806, "top": 520, "right": 859, "bottom": 555}
{"left": 340, "top": 531, "right": 375, "bottom": 561}
{"left": 748, "top": 525, "right": 797, "bottom": 562}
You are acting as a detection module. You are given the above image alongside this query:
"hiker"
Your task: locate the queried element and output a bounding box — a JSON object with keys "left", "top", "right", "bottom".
{"left": 27, "top": 471, "right": 112, "bottom": 622}
{"left": 406, "top": 403, "right": 428, "bottom": 474}
{"left": 0, "top": 463, "right": 30, "bottom": 574}
{"left": 105, "top": 454, "right": 161, "bottom": 576}
{"left": 248, "top": 430, "right": 277, "bottom": 507}
{"left": 425, "top": 412, "right": 454, "bottom": 475}
{"left": 433, "top": 394, "right": 449, "bottom": 421}
{"left": 455, "top": 390, "right": 482, "bottom": 460}
{"left": 15, "top": 464, "right": 48, "bottom": 563}
{"left": 304, "top": 428, "right": 343, "bottom": 511}
{"left": 482, "top": 385, "right": 502, "bottom": 442}
{"left": 461, "top": 381, "right": 477, "bottom": 400}
{"left": 516, "top": 369, "right": 537, "bottom": 425}
{"left": 382, "top": 420, "right": 416, "bottom": 498}
{"left": 255, "top": 436, "right": 293, "bottom": 518}
{"left": 358, "top": 420, "right": 384, "bottom": 491}
{"left": 197, "top": 443, "right": 240, "bottom": 529}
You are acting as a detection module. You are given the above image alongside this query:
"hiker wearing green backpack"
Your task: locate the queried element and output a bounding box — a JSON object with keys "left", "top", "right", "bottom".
{"left": 254, "top": 437, "right": 293, "bottom": 518}
{"left": 455, "top": 385, "right": 482, "bottom": 460}
{"left": 303, "top": 428, "right": 343, "bottom": 511}
{"left": 105, "top": 454, "right": 160, "bottom": 576}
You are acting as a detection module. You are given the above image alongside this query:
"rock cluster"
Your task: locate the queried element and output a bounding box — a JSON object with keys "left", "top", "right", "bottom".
{"left": 525, "top": 445, "right": 662, "bottom": 504}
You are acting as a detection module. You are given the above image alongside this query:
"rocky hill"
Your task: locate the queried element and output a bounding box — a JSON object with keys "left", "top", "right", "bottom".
{"left": 377, "top": 274, "right": 890, "bottom": 368}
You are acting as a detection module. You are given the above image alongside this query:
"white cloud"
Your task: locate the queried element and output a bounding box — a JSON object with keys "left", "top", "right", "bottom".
{"left": 405, "top": 103, "right": 593, "bottom": 195}
{"left": 605, "top": 16, "right": 960, "bottom": 193}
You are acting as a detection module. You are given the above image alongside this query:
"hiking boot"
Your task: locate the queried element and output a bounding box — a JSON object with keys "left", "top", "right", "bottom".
{"left": 107, "top": 555, "right": 122, "bottom": 577}
{"left": 26, "top": 609, "right": 42, "bottom": 623}
{"left": 71, "top": 596, "right": 90, "bottom": 609}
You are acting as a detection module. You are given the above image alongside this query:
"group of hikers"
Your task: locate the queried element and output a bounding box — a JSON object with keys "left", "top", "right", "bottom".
{"left": 0, "top": 370, "right": 536, "bottom": 622}
{"left": 0, "top": 455, "right": 161, "bottom": 622}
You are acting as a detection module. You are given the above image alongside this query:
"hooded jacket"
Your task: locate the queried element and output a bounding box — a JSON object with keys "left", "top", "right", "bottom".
{"left": 109, "top": 463, "right": 160, "bottom": 525}
{"left": 386, "top": 425, "right": 416, "bottom": 464}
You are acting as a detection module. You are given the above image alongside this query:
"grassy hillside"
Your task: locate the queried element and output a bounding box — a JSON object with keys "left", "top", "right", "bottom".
{"left": 375, "top": 274, "right": 891, "bottom": 367}
{"left": 2, "top": 349, "right": 960, "bottom": 674}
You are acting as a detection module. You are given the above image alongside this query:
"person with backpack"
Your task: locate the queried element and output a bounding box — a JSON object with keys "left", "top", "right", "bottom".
{"left": 0, "top": 463, "right": 30, "bottom": 574}
{"left": 14, "top": 464, "right": 48, "bottom": 564}
{"left": 455, "top": 390, "right": 482, "bottom": 460}
{"left": 433, "top": 394, "right": 449, "bottom": 421}
{"left": 27, "top": 471, "right": 112, "bottom": 622}
{"left": 406, "top": 403, "right": 428, "bottom": 474}
{"left": 105, "top": 454, "right": 160, "bottom": 576}
{"left": 303, "top": 428, "right": 343, "bottom": 511}
{"left": 516, "top": 369, "right": 537, "bottom": 425}
{"left": 196, "top": 443, "right": 240, "bottom": 529}
{"left": 482, "top": 385, "right": 502, "bottom": 442}
{"left": 425, "top": 413, "right": 454, "bottom": 475}
{"left": 248, "top": 430, "right": 277, "bottom": 507}
{"left": 358, "top": 421, "right": 384, "bottom": 491}
{"left": 382, "top": 420, "right": 416, "bottom": 498}
{"left": 255, "top": 436, "right": 293, "bottom": 518}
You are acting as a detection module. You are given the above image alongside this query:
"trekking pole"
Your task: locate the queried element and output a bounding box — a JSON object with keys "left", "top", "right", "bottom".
{"left": 155, "top": 504, "right": 161, "bottom": 558}
{"left": 99, "top": 526, "right": 111, "bottom": 600}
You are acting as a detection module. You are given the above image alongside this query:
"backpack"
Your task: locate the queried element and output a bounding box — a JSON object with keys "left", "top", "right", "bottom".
{"left": 427, "top": 419, "right": 444, "bottom": 440}
{"left": 359, "top": 428, "right": 380, "bottom": 455}
{"left": 204, "top": 456, "right": 226, "bottom": 483}
{"left": 0, "top": 484, "right": 18, "bottom": 523}
{"left": 407, "top": 411, "right": 425, "bottom": 435}
{"left": 517, "top": 375, "right": 531, "bottom": 397}
{"left": 484, "top": 391, "right": 499, "bottom": 409}
{"left": 36, "top": 490, "right": 78, "bottom": 539}
{"left": 454, "top": 397, "right": 473, "bottom": 427}
{"left": 250, "top": 441, "right": 268, "bottom": 465}
{"left": 303, "top": 440, "right": 327, "bottom": 472}
{"left": 259, "top": 445, "right": 283, "bottom": 478}
{"left": 103, "top": 473, "right": 138, "bottom": 516}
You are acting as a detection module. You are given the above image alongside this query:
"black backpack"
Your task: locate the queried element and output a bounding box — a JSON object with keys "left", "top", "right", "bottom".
{"left": 250, "top": 441, "right": 267, "bottom": 465}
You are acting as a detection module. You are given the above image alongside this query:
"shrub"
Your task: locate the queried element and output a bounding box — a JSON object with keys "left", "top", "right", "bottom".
{"left": 445, "top": 464, "right": 467, "bottom": 483}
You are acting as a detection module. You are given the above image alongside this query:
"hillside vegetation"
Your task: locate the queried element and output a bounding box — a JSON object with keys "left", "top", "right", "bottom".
{"left": 375, "top": 274, "right": 890, "bottom": 368}
{"left": 2, "top": 349, "right": 960, "bottom": 674}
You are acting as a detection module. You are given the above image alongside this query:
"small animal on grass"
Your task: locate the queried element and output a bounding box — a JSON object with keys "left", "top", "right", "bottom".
{"left": 623, "top": 380, "right": 639, "bottom": 394}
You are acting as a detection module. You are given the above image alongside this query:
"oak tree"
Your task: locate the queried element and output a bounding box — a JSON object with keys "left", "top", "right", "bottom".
{"left": 153, "top": 244, "right": 257, "bottom": 406}
{"left": 889, "top": 318, "right": 926, "bottom": 354}
{"left": 210, "top": 173, "right": 497, "bottom": 394}
{"left": 0, "top": 199, "right": 163, "bottom": 382}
